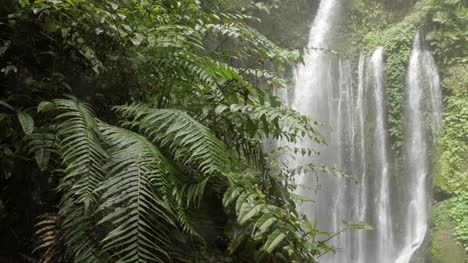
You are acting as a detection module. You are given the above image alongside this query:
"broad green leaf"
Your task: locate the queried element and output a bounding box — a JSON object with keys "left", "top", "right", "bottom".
{"left": 228, "top": 230, "right": 247, "bottom": 255}
{"left": 223, "top": 186, "right": 242, "bottom": 207}
{"left": 263, "top": 229, "right": 286, "bottom": 253}
{"left": 28, "top": 133, "right": 55, "bottom": 172}
{"left": 37, "top": 101, "right": 56, "bottom": 113}
{"left": 239, "top": 204, "right": 264, "bottom": 225}
{"left": 253, "top": 215, "right": 277, "bottom": 239}
{"left": 34, "top": 148, "right": 51, "bottom": 171}
{"left": 235, "top": 192, "right": 249, "bottom": 212}
{"left": 17, "top": 111, "right": 34, "bottom": 135}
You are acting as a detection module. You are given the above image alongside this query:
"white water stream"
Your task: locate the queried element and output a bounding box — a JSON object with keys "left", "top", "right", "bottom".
{"left": 286, "top": 0, "right": 442, "bottom": 262}
{"left": 395, "top": 32, "right": 442, "bottom": 263}
{"left": 369, "top": 48, "right": 394, "bottom": 262}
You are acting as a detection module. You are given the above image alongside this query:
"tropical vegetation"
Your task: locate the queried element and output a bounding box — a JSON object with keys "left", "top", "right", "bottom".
{"left": 0, "top": 0, "right": 466, "bottom": 262}
{"left": 0, "top": 0, "right": 352, "bottom": 262}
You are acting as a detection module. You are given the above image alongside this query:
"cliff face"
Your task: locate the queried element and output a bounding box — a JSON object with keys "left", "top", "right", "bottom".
{"left": 255, "top": 0, "right": 467, "bottom": 261}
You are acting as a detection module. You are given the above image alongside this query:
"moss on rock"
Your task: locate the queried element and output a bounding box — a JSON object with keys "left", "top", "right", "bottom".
{"left": 431, "top": 200, "right": 467, "bottom": 263}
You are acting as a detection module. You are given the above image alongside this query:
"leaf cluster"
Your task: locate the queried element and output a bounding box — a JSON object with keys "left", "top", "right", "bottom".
{"left": 0, "top": 0, "right": 341, "bottom": 262}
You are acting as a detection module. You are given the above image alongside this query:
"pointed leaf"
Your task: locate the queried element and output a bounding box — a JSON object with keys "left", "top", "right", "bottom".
{"left": 17, "top": 111, "right": 34, "bottom": 135}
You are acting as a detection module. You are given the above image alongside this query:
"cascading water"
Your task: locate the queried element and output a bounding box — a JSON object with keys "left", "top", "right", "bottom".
{"left": 287, "top": 0, "right": 442, "bottom": 261}
{"left": 369, "top": 48, "right": 394, "bottom": 262}
{"left": 289, "top": 0, "right": 393, "bottom": 261}
{"left": 395, "top": 32, "right": 442, "bottom": 263}
{"left": 334, "top": 59, "right": 357, "bottom": 262}
{"left": 290, "top": 0, "right": 342, "bottom": 226}
{"left": 354, "top": 54, "right": 368, "bottom": 263}
{"left": 288, "top": 0, "right": 346, "bottom": 259}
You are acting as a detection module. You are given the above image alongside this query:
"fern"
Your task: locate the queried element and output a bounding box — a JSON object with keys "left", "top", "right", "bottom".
{"left": 204, "top": 22, "right": 300, "bottom": 64}
{"left": 115, "top": 104, "right": 230, "bottom": 176}
{"left": 223, "top": 174, "right": 331, "bottom": 262}
{"left": 34, "top": 214, "right": 67, "bottom": 263}
{"left": 2, "top": 0, "right": 338, "bottom": 261}
{"left": 240, "top": 68, "right": 286, "bottom": 87}
{"left": 147, "top": 25, "right": 204, "bottom": 50}
{"left": 54, "top": 97, "right": 107, "bottom": 210}
{"left": 53, "top": 97, "right": 108, "bottom": 262}
{"left": 288, "top": 163, "right": 356, "bottom": 182}
{"left": 97, "top": 123, "right": 179, "bottom": 263}
{"left": 215, "top": 103, "right": 323, "bottom": 143}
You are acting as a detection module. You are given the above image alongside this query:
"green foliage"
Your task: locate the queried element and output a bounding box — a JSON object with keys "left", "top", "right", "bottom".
{"left": 223, "top": 173, "right": 333, "bottom": 262}
{"left": 427, "top": 0, "right": 468, "bottom": 252}
{"left": 27, "top": 132, "right": 56, "bottom": 171}
{"left": 343, "top": 0, "right": 467, "bottom": 251}
{"left": 360, "top": 0, "right": 466, "bottom": 150}
{"left": 426, "top": 0, "right": 468, "bottom": 66}
{"left": 115, "top": 104, "right": 229, "bottom": 176}
{"left": 98, "top": 124, "right": 178, "bottom": 263}
{"left": 214, "top": 103, "right": 323, "bottom": 143}
{"left": 335, "top": 0, "right": 393, "bottom": 58}
{"left": 431, "top": 200, "right": 467, "bottom": 263}
{"left": 17, "top": 111, "right": 34, "bottom": 135}
{"left": 53, "top": 97, "right": 108, "bottom": 262}
{"left": 54, "top": 97, "right": 107, "bottom": 211}
{"left": 0, "top": 0, "right": 342, "bottom": 262}
{"left": 362, "top": 1, "right": 426, "bottom": 151}
{"left": 433, "top": 64, "right": 468, "bottom": 248}
{"left": 34, "top": 94, "right": 334, "bottom": 262}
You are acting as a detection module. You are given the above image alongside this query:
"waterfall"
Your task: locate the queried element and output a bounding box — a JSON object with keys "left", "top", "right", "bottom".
{"left": 395, "top": 32, "right": 442, "bottom": 263}
{"left": 290, "top": 0, "right": 341, "bottom": 211}
{"left": 335, "top": 59, "right": 357, "bottom": 262}
{"left": 369, "top": 48, "right": 394, "bottom": 262}
{"left": 354, "top": 54, "right": 368, "bottom": 263}
{"left": 287, "top": 0, "right": 442, "bottom": 261}
{"left": 288, "top": 0, "right": 344, "bottom": 259}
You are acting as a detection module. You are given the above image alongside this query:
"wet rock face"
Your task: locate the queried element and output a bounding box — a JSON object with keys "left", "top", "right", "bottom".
{"left": 431, "top": 219, "right": 466, "bottom": 263}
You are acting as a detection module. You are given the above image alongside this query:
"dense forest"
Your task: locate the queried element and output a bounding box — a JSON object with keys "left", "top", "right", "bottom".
{"left": 0, "top": 0, "right": 466, "bottom": 263}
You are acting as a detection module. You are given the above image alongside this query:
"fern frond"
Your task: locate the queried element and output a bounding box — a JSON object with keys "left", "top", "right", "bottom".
{"left": 59, "top": 206, "right": 101, "bottom": 262}
{"left": 288, "top": 163, "right": 355, "bottom": 182}
{"left": 53, "top": 97, "right": 108, "bottom": 262}
{"left": 175, "top": 209, "right": 201, "bottom": 238}
{"left": 98, "top": 123, "right": 178, "bottom": 263}
{"left": 115, "top": 104, "right": 230, "bottom": 176}
{"left": 215, "top": 103, "right": 323, "bottom": 143}
{"left": 35, "top": 214, "right": 67, "bottom": 263}
{"left": 149, "top": 55, "right": 217, "bottom": 88}
{"left": 178, "top": 177, "right": 211, "bottom": 208}
{"left": 205, "top": 22, "right": 301, "bottom": 64}
{"left": 54, "top": 97, "right": 108, "bottom": 210}
{"left": 148, "top": 52, "right": 251, "bottom": 92}
{"left": 208, "top": 12, "right": 261, "bottom": 23}
{"left": 144, "top": 25, "right": 204, "bottom": 50}
{"left": 223, "top": 173, "right": 330, "bottom": 262}
{"left": 240, "top": 68, "right": 286, "bottom": 88}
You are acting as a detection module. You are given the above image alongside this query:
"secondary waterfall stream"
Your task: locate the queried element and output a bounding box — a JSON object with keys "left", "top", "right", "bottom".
{"left": 369, "top": 48, "right": 394, "bottom": 262}
{"left": 287, "top": 0, "right": 443, "bottom": 262}
{"left": 395, "top": 32, "right": 443, "bottom": 263}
